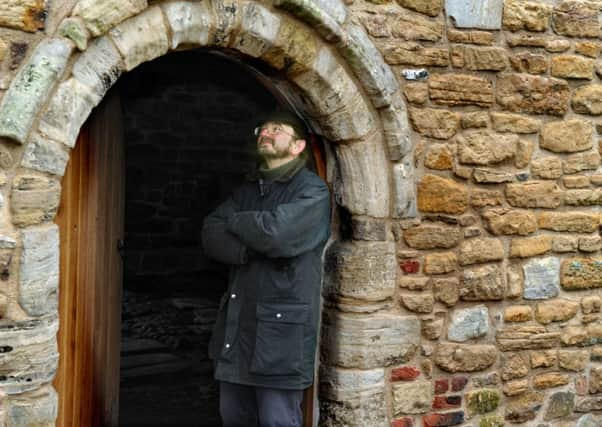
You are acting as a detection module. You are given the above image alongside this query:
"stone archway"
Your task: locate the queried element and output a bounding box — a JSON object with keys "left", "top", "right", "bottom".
{"left": 0, "top": 1, "right": 417, "bottom": 425}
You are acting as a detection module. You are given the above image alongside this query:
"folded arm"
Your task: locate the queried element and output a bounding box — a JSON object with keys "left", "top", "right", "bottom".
{"left": 226, "top": 181, "right": 330, "bottom": 258}
{"left": 201, "top": 197, "right": 248, "bottom": 265}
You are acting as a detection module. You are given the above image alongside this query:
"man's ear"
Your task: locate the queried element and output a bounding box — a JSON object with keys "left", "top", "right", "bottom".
{"left": 291, "top": 139, "right": 306, "bottom": 156}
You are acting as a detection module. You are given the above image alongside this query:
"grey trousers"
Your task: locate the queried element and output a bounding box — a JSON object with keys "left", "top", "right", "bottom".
{"left": 219, "top": 381, "right": 304, "bottom": 427}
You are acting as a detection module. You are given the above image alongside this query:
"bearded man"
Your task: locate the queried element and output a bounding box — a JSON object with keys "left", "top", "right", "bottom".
{"left": 201, "top": 111, "right": 331, "bottom": 427}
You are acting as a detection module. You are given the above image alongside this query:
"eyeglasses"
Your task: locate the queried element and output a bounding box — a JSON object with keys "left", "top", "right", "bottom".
{"left": 254, "top": 124, "right": 296, "bottom": 138}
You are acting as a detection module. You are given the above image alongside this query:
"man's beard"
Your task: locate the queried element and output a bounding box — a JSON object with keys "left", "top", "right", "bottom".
{"left": 258, "top": 136, "right": 291, "bottom": 159}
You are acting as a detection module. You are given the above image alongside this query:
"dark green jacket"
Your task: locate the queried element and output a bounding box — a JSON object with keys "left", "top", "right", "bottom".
{"left": 201, "top": 162, "right": 330, "bottom": 390}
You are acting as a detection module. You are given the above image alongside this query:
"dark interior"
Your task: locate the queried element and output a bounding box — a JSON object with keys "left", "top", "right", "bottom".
{"left": 116, "top": 50, "right": 281, "bottom": 427}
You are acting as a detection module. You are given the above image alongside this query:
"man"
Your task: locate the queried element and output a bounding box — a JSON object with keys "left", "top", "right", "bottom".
{"left": 201, "top": 111, "right": 331, "bottom": 427}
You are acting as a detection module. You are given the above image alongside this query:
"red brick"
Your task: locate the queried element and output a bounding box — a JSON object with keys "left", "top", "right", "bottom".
{"left": 422, "top": 411, "right": 465, "bottom": 427}
{"left": 451, "top": 376, "right": 468, "bottom": 392}
{"left": 434, "top": 378, "right": 449, "bottom": 394}
{"left": 432, "top": 395, "right": 462, "bottom": 410}
{"left": 391, "top": 366, "right": 421, "bottom": 382}
{"left": 400, "top": 260, "right": 420, "bottom": 274}
{"left": 391, "top": 417, "right": 414, "bottom": 427}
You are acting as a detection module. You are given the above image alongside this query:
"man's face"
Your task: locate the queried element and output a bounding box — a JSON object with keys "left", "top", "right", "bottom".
{"left": 256, "top": 122, "right": 298, "bottom": 160}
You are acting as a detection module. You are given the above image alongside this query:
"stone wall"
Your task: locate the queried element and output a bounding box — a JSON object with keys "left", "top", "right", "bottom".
{"left": 0, "top": 0, "right": 600, "bottom": 426}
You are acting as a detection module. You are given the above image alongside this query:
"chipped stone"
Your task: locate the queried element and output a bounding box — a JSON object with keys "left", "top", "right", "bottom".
{"left": 523, "top": 256, "right": 560, "bottom": 299}
{"left": 447, "top": 305, "right": 489, "bottom": 342}
{"left": 460, "top": 264, "right": 504, "bottom": 301}
{"left": 496, "top": 73, "right": 569, "bottom": 116}
{"left": 482, "top": 208, "right": 537, "bottom": 236}
{"left": 429, "top": 73, "right": 494, "bottom": 107}
{"left": 409, "top": 107, "right": 459, "bottom": 139}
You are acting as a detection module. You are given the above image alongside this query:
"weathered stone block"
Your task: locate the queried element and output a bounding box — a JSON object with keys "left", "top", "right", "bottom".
{"left": 403, "top": 222, "right": 461, "bottom": 249}
{"left": 579, "top": 235, "right": 602, "bottom": 252}
{"left": 0, "top": 38, "right": 73, "bottom": 144}
{"left": 338, "top": 24, "right": 398, "bottom": 108}
{"left": 502, "top": 352, "right": 529, "bottom": 381}
{"left": 590, "top": 366, "right": 602, "bottom": 394}
{"left": 558, "top": 349, "right": 588, "bottom": 371}
{"left": 461, "top": 111, "right": 488, "bottom": 129}
{"left": 381, "top": 42, "right": 449, "bottom": 67}
{"left": 459, "top": 238, "right": 504, "bottom": 266}
{"left": 0, "top": 1, "right": 46, "bottom": 32}
{"left": 392, "top": 159, "right": 416, "bottom": 218}
{"left": 390, "top": 9, "right": 444, "bottom": 41}
{"left": 552, "top": 0, "right": 600, "bottom": 38}
{"left": 401, "top": 293, "right": 434, "bottom": 313}
{"left": 19, "top": 226, "right": 59, "bottom": 317}
{"left": 516, "top": 144, "right": 534, "bottom": 169}
{"left": 456, "top": 130, "right": 517, "bottom": 165}
{"left": 491, "top": 112, "right": 540, "bottom": 134}
{"left": 496, "top": 325, "right": 560, "bottom": 351}
{"left": 523, "top": 256, "right": 560, "bottom": 299}
{"left": 470, "top": 189, "right": 503, "bottom": 208}
{"left": 534, "top": 299, "right": 578, "bottom": 324}
{"left": 434, "top": 343, "right": 497, "bottom": 373}
{"left": 466, "top": 389, "right": 500, "bottom": 416}
{"left": 564, "top": 151, "right": 600, "bottom": 174}
{"left": 409, "top": 107, "right": 459, "bottom": 139}
{"left": 531, "top": 156, "right": 562, "bottom": 179}
{"left": 482, "top": 208, "right": 537, "bottom": 236}
{"left": 504, "top": 305, "right": 532, "bottom": 322}
{"left": 397, "top": 0, "right": 442, "bottom": 16}
{"left": 505, "top": 391, "right": 544, "bottom": 423}
{"left": 321, "top": 311, "right": 419, "bottom": 368}
{"left": 572, "top": 85, "right": 602, "bottom": 115}
{"left": 472, "top": 168, "right": 513, "bottom": 183}
{"left": 534, "top": 372, "right": 569, "bottom": 389}
{"left": 510, "top": 51, "right": 548, "bottom": 74}
{"left": 6, "top": 386, "right": 58, "bottom": 426}
{"left": 506, "top": 181, "right": 563, "bottom": 209}
{"left": 460, "top": 264, "right": 504, "bottom": 301}
{"left": 323, "top": 241, "right": 396, "bottom": 302}
{"left": 293, "top": 47, "right": 357, "bottom": 119}
{"left": 447, "top": 29, "right": 494, "bottom": 45}
{"left": 0, "top": 317, "right": 59, "bottom": 394}
{"left": 541, "top": 119, "right": 593, "bottom": 153}
{"left": 11, "top": 175, "right": 61, "bottom": 228}
{"left": 317, "top": 96, "right": 375, "bottom": 142}
{"left": 71, "top": 36, "right": 124, "bottom": 103}
{"left": 544, "top": 391, "right": 574, "bottom": 421}
{"left": 432, "top": 277, "right": 459, "bottom": 307}
{"left": 560, "top": 258, "right": 602, "bottom": 290}
{"left": 564, "top": 175, "right": 590, "bottom": 188}
{"left": 551, "top": 55, "right": 594, "bottom": 79}
{"left": 58, "top": 17, "right": 90, "bottom": 51}
{"left": 448, "top": 305, "right": 489, "bottom": 342}
{"left": 417, "top": 175, "right": 468, "bottom": 215}
{"left": 424, "top": 145, "right": 453, "bottom": 170}
{"left": 162, "top": 1, "right": 213, "bottom": 49}
{"left": 446, "top": 0, "right": 503, "bottom": 29}
{"left": 21, "top": 133, "right": 70, "bottom": 177}
{"left": 392, "top": 381, "right": 432, "bottom": 415}
{"left": 380, "top": 95, "right": 412, "bottom": 161}
{"left": 506, "top": 265, "right": 523, "bottom": 298}
{"left": 503, "top": 0, "right": 551, "bottom": 32}
{"left": 582, "top": 296, "right": 601, "bottom": 314}
{"left": 109, "top": 6, "right": 169, "bottom": 71}
{"left": 564, "top": 189, "right": 602, "bottom": 206}
{"left": 530, "top": 350, "right": 556, "bottom": 368}
{"left": 73, "top": 0, "right": 148, "bottom": 36}
{"left": 424, "top": 252, "right": 456, "bottom": 275}
{"left": 496, "top": 73, "right": 569, "bottom": 116}
{"left": 510, "top": 235, "right": 551, "bottom": 258}
{"left": 451, "top": 45, "right": 508, "bottom": 71}
{"left": 429, "top": 73, "right": 494, "bottom": 107}
{"left": 335, "top": 136, "right": 389, "bottom": 217}
{"left": 319, "top": 365, "right": 384, "bottom": 401}
{"left": 539, "top": 212, "right": 599, "bottom": 233}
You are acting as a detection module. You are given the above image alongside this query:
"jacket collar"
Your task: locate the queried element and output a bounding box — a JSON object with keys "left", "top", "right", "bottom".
{"left": 246, "top": 155, "right": 306, "bottom": 183}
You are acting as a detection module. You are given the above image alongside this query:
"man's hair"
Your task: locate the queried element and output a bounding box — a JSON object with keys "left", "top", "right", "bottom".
{"left": 259, "top": 110, "right": 309, "bottom": 140}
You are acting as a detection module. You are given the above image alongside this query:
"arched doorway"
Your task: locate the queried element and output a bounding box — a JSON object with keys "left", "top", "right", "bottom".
{"left": 0, "top": 1, "right": 415, "bottom": 426}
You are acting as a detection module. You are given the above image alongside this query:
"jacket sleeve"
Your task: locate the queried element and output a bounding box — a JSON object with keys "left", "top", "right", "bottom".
{"left": 226, "top": 180, "right": 330, "bottom": 258}
{"left": 202, "top": 196, "right": 248, "bottom": 265}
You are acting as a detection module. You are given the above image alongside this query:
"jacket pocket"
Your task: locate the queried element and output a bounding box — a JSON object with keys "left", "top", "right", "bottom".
{"left": 250, "top": 302, "right": 308, "bottom": 376}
